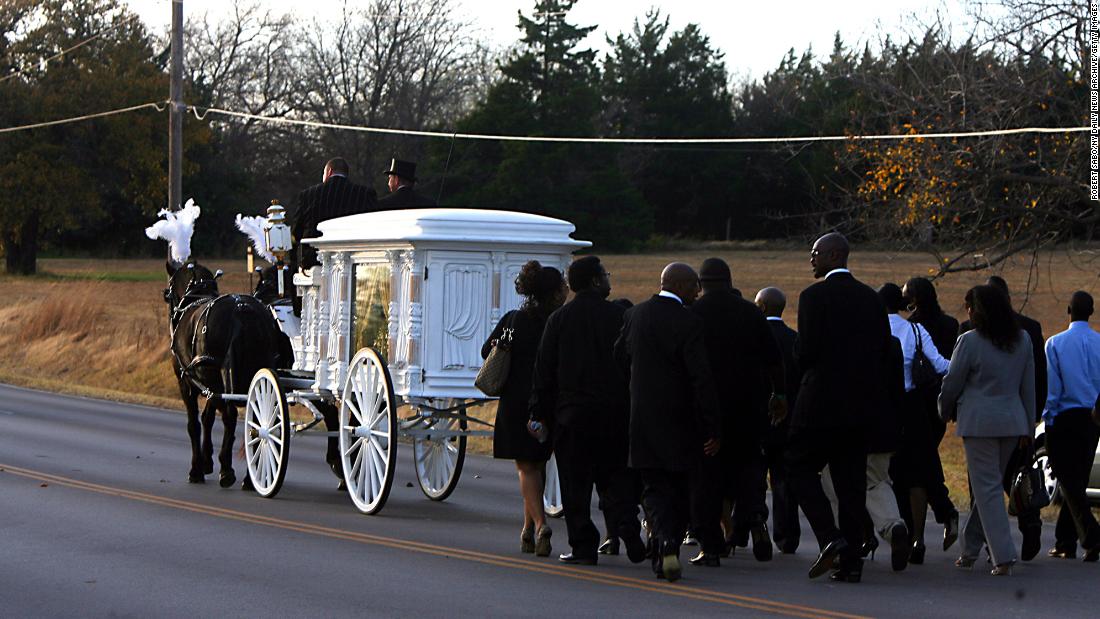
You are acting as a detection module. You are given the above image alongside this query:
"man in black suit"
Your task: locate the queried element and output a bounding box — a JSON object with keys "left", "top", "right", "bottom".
{"left": 529, "top": 256, "right": 645, "bottom": 566}
{"left": 755, "top": 286, "right": 803, "bottom": 554}
{"left": 292, "top": 157, "right": 377, "bottom": 270}
{"left": 379, "top": 158, "right": 437, "bottom": 208}
{"left": 788, "top": 232, "right": 892, "bottom": 583}
{"left": 957, "top": 275, "right": 1045, "bottom": 560}
{"left": 687, "top": 259, "right": 784, "bottom": 567}
{"left": 614, "top": 263, "right": 722, "bottom": 582}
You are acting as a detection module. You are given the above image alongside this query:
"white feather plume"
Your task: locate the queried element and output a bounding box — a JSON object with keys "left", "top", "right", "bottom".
{"left": 235, "top": 214, "right": 276, "bottom": 263}
{"left": 144, "top": 199, "right": 201, "bottom": 263}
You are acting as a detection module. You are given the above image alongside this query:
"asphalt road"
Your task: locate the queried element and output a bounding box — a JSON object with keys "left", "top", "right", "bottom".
{"left": 0, "top": 383, "right": 1095, "bottom": 618}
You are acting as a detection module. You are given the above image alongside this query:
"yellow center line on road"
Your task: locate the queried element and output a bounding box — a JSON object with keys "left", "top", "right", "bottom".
{"left": 1, "top": 463, "right": 870, "bottom": 619}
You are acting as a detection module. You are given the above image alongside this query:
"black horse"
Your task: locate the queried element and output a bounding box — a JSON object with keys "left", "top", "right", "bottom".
{"left": 164, "top": 260, "right": 293, "bottom": 487}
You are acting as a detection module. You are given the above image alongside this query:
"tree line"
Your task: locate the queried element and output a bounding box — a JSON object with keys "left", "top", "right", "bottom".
{"left": 0, "top": 0, "right": 1090, "bottom": 274}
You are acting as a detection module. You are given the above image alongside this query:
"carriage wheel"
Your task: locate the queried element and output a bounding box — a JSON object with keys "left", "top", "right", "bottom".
{"left": 413, "top": 399, "right": 467, "bottom": 501}
{"left": 339, "top": 348, "right": 397, "bottom": 515}
{"left": 244, "top": 369, "right": 291, "bottom": 498}
{"left": 543, "top": 453, "right": 564, "bottom": 518}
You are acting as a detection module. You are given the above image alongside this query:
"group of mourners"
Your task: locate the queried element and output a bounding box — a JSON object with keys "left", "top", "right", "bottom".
{"left": 481, "top": 232, "right": 1100, "bottom": 583}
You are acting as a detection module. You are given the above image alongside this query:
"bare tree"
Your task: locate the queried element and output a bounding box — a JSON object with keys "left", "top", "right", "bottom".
{"left": 829, "top": 1, "right": 1089, "bottom": 277}
{"left": 297, "top": 0, "right": 493, "bottom": 180}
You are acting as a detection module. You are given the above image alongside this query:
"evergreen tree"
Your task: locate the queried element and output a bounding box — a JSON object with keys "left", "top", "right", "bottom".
{"left": 440, "top": 0, "right": 649, "bottom": 250}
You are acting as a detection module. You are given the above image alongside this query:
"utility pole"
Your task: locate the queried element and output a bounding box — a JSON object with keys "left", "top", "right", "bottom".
{"left": 168, "top": 0, "right": 184, "bottom": 212}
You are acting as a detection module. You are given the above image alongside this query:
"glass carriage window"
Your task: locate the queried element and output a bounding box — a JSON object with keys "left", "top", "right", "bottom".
{"left": 351, "top": 263, "right": 391, "bottom": 361}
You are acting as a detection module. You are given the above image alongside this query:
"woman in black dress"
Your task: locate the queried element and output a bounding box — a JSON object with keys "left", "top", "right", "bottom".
{"left": 899, "top": 276, "right": 961, "bottom": 563}
{"left": 481, "top": 261, "right": 567, "bottom": 557}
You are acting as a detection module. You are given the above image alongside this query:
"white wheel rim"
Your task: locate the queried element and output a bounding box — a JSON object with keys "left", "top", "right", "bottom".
{"left": 244, "top": 371, "right": 286, "bottom": 497}
{"left": 1038, "top": 454, "right": 1057, "bottom": 498}
{"left": 414, "top": 408, "right": 461, "bottom": 497}
{"left": 543, "top": 454, "right": 562, "bottom": 514}
{"left": 340, "top": 351, "right": 393, "bottom": 513}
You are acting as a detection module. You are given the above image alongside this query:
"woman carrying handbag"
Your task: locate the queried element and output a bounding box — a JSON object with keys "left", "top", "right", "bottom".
{"left": 480, "top": 261, "right": 567, "bottom": 557}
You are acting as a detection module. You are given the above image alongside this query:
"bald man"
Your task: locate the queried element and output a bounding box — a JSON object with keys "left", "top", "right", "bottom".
{"left": 614, "top": 263, "right": 721, "bottom": 582}
{"left": 1043, "top": 291, "right": 1100, "bottom": 561}
{"left": 788, "top": 232, "right": 892, "bottom": 583}
{"left": 756, "top": 286, "right": 804, "bottom": 554}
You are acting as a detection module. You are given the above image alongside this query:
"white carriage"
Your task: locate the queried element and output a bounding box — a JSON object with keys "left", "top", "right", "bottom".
{"left": 238, "top": 208, "right": 588, "bottom": 514}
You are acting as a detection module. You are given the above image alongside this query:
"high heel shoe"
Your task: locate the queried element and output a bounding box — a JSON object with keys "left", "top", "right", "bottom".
{"left": 598, "top": 536, "right": 620, "bottom": 556}
{"left": 860, "top": 536, "right": 879, "bottom": 560}
{"left": 955, "top": 555, "right": 977, "bottom": 569}
{"left": 909, "top": 541, "right": 926, "bottom": 565}
{"left": 520, "top": 528, "right": 535, "bottom": 554}
{"left": 534, "top": 526, "right": 552, "bottom": 557}
{"left": 990, "top": 562, "right": 1013, "bottom": 576}
{"left": 943, "top": 512, "right": 959, "bottom": 551}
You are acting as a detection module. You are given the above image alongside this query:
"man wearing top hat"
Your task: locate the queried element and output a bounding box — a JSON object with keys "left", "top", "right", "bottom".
{"left": 379, "top": 158, "right": 437, "bottom": 208}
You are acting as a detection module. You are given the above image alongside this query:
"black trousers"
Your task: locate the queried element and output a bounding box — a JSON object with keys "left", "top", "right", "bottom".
{"left": 1048, "top": 408, "right": 1100, "bottom": 550}
{"left": 787, "top": 426, "right": 867, "bottom": 566}
{"left": 764, "top": 434, "right": 801, "bottom": 551}
{"left": 729, "top": 443, "right": 770, "bottom": 536}
{"left": 689, "top": 453, "right": 727, "bottom": 554}
{"left": 640, "top": 468, "right": 691, "bottom": 559}
{"left": 555, "top": 423, "right": 641, "bottom": 557}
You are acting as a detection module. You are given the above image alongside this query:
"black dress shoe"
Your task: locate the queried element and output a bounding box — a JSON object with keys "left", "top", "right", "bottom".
{"left": 909, "top": 541, "right": 926, "bottom": 565}
{"left": 751, "top": 522, "right": 774, "bottom": 562}
{"left": 809, "top": 539, "right": 847, "bottom": 579}
{"left": 558, "top": 552, "right": 597, "bottom": 565}
{"left": 598, "top": 537, "right": 620, "bottom": 556}
{"left": 624, "top": 535, "right": 647, "bottom": 564}
{"left": 829, "top": 560, "right": 863, "bottom": 583}
{"left": 889, "top": 524, "right": 911, "bottom": 572}
{"left": 689, "top": 551, "right": 721, "bottom": 567}
{"left": 1084, "top": 546, "right": 1100, "bottom": 563}
{"left": 1022, "top": 525, "right": 1042, "bottom": 561}
{"left": 780, "top": 543, "right": 798, "bottom": 555}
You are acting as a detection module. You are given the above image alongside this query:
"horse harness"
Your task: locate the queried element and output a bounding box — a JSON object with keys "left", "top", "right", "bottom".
{"left": 164, "top": 272, "right": 238, "bottom": 400}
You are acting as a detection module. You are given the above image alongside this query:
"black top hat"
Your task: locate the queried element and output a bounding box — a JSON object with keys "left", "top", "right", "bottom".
{"left": 384, "top": 158, "right": 417, "bottom": 181}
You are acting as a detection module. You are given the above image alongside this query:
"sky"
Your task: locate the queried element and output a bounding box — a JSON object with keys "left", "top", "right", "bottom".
{"left": 124, "top": 0, "right": 973, "bottom": 82}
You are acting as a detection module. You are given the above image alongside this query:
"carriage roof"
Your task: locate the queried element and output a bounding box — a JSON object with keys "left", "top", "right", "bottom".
{"left": 304, "top": 208, "right": 592, "bottom": 249}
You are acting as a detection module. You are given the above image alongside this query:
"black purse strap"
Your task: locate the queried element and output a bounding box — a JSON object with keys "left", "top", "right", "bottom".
{"left": 910, "top": 322, "right": 925, "bottom": 357}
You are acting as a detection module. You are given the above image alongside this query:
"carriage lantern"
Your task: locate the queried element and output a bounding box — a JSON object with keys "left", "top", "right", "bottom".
{"left": 264, "top": 200, "right": 293, "bottom": 294}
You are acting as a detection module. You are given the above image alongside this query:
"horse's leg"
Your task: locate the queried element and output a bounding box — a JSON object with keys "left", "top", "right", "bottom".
{"left": 200, "top": 398, "right": 216, "bottom": 475}
{"left": 219, "top": 400, "right": 238, "bottom": 488}
{"left": 179, "top": 378, "right": 205, "bottom": 483}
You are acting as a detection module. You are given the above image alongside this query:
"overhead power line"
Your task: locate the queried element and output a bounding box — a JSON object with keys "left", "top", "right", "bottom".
{"left": 0, "top": 101, "right": 166, "bottom": 134}
{"left": 191, "top": 105, "right": 1089, "bottom": 144}
{"left": 0, "top": 101, "right": 1088, "bottom": 144}
{"left": 0, "top": 14, "right": 141, "bottom": 84}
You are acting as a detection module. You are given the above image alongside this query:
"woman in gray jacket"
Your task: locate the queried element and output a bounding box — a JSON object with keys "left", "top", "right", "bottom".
{"left": 939, "top": 285, "right": 1036, "bottom": 575}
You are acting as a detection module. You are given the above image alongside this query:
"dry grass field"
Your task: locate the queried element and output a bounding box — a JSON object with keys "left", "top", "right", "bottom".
{"left": 2, "top": 248, "right": 1097, "bottom": 513}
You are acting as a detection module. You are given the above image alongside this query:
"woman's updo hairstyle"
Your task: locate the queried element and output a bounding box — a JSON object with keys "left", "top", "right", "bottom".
{"left": 515, "top": 260, "right": 565, "bottom": 317}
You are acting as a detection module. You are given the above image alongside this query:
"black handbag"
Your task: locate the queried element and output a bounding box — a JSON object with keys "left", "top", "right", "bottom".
{"left": 475, "top": 312, "right": 516, "bottom": 397}
{"left": 909, "top": 322, "right": 941, "bottom": 391}
{"left": 1008, "top": 448, "right": 1052, "bottom": 516}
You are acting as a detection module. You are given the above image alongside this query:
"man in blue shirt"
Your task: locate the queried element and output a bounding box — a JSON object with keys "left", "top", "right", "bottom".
{"left": 1044, "top": 291, "right": 1100, "bottom": 561}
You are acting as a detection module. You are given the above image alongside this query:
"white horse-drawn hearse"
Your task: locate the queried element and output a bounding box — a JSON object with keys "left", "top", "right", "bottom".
{"left": 238, "top": 208, "right": 588, "bottom": 515}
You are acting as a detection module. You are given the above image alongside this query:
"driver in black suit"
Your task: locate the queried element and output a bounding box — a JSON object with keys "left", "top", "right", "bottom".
{"left": 291, "top": 157, "right": 377, "bottom": 270}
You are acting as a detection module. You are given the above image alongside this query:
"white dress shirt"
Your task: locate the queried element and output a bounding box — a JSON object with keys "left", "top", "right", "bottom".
{"left": 658, "top": 290, "right": 683, "bottom": 305}
{"left": 889, "top": 313, "right": 950, "bottom": 392}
